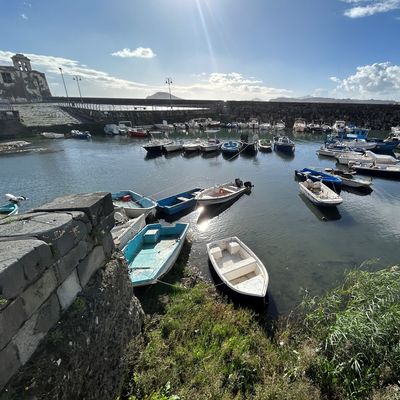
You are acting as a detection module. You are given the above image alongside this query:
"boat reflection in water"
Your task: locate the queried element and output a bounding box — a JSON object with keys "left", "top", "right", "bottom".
{"left": 299, "top": 194, "right": 342, "bottom": 221}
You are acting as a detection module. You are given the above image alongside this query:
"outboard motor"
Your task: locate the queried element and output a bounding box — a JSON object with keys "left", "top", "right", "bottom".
{"left": 5, "top": 193, "right": 28, "bottom": 204}
{"left": 244, "top": 181, "right": 253, "bottom": 189}
{"left": 235, "top": 178, "right": 243, "bottom": 188}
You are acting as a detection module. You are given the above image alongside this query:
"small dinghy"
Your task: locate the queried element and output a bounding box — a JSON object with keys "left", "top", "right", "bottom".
{"left": 200, "top": 138, "right": 221, "bottom": 152}
{"left": 323, "top": 168, "right": 372, "bottom": 189}
{"left": 112, "top": 190, "right": 157, "bottom": 218}
{"left": 123, "top": 222, "right": 189, "bottom": 287}
{"left": 299, "top": 179, "right": 343, "bottom": 207}
{"left": 195, "top": 178, "right": 252, "bottom": 206}
{"left": 221, "top": 141, "right": 240, "bottom": 154}
{"left": 183, "top": 138, "right": 201, "bottom": 152}
{"left": 163, "top": 141, "right": 183, "bottom": 153}
{"left": 207, "top": 237, "right": 268, "bottom": 298}
{"left": 40, "top": 132, "right": 65, "bottom": 139}
{"left": 0, "top": 194, "right": 28, "bottom": 220}
{"left": 258, "top": 139, "right": 272, "bottom": 152}
{"left": 111, "top": 213, "right": 146, "bottom": 249}
{"left": 273, "top": 136, "right": 295, "bottom": 153}
{"left": 157, "top": 188, "right": 202, "bottom": 215}
{"left": 295, "top": 167, "right": 342, "bottom": 189}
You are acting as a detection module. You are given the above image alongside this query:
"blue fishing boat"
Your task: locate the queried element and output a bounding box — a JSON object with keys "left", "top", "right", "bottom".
{"left": 112, "top": 190, "right": 157, "bottom": 218}
{"left": 221, "top": 141, "right": 240, "bottom": 154}
{"left": 0, "top": 202, "right": 18, "bottom": 219}
{"left": 67, "top": 130, "right": 91, "bottom": 140}
{"left": 157, "top": 188, "right": 202, "bottom": 216}
{"left": 295, "top": 168, "right": 342, "bottom": 188}
{"left": 367, "top": 139, "right": 398, "bottom": 154}
{"left": 123, "top": 223, "right": 189, "bottom": 287}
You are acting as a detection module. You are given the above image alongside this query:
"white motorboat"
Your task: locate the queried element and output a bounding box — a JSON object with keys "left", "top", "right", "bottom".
{"left": 273, "top": 136, "right": 295, "bottom": 153}
{"left": 332, "top": 120, "right": 346, "bottom": 134}
{"left": 40, "top": 132, "right": 65, "bottom": 139}
{"left": 207, "top": 237, "right": 268, "bottom": 298}
{"left": 317, "top": 146, "right": 343, "bottom": 158}
{"left": 337, "top": 150, "right": 399, "bottom": 166}
{"left": 200, "top": 138, "right": 221, "bottom": 152}
{"left": 183, "top": 138, "right": 201, "bottom": 152}
{"left": 237, "top": 122, "right": 248, "bottom": 129}
{"left": 299, "top": 179, "right": 343, "bottom": 207}
{"left": 248, "top": 119, "right": 259, "bottom": 130}
{"left": 195, "top": 179, "right": 251, "bottom": 206}
{"left": 259, "top": 123, "right": 272, "bottom": 130}
{"left": 323, "top": 168, "right": 372, "bottom": 189}
{"left": 293, "top": 118, "right": 307, "bottom": 132}
{"left": 351, "top": 162, "right": 400, "bottom": 180}
{"left": 384, "top": 129, "right": 400, "bottom": 144}
{"left": 391, "top": 126, "right": 400, "bottom": 134}
{"left": 163, "top": 141, "right": 184, "bottom": 153}
{"left": 274, "top": 121, "right": 286, "bottom": 131}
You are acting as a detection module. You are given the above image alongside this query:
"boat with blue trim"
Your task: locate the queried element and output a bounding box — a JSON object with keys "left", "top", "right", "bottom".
{"left": 157, "top": 188, "right": 202, "bottom": 215}
{"left": 221, "top": 141, "right": 241, "bottom": 155}
{"left": 295, "top": 167, "right": 342, "bottom": 189}
{"left": 112, "top": 190, "right": 157, "bottom": 218}
{"left": 123, "top": 222, "right": 189, "bottom": 287}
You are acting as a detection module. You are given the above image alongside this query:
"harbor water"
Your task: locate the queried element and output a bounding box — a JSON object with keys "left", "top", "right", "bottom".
{"left": 1, "top": 130, "right": 400, "bottom": 315}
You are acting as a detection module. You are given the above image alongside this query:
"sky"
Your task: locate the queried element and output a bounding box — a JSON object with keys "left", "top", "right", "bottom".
{"left": 1, "top": 0, "right": 400, "bottom": 101}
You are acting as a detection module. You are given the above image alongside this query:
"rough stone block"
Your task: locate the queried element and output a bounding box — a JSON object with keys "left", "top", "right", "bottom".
{"left": 57, "top": 270, "right": 82, "bottom": 310}
{"left": 102, "top": 232, "right": 115, "bottom": 258}
{"left": 20, "top": 268, "right": 57, "bottom": 318}
{"left": 0, "top": 239, "right": 53, "bottom": 300}
{"left": 0, "top": 212, "right": 83, "bottom": 258}
{"left": 0, "top": 342, "right": 21, "bottom": 390}
{"left": 0, "top": 297, "right": 27, "bottom": 351}
{"left": 33, "top": 192, "right": 114, "bottom": 227}
{"left": 13, "top": 294, "right": 60, "bottom": 365}
{"left": 77, "top": 246, "right": 105, "bottom": 287}
{"left": 54, "top": 241, "right": 88, "bottom": 283}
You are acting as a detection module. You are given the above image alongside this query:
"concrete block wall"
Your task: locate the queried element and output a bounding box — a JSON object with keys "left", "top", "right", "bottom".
{"left": 0, "top": 192, "right": 115, "bottom": 390}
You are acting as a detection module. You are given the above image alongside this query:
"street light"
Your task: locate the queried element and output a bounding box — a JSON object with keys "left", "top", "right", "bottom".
{"left": 165, "top": 77, "right": 173, "bottom": 110}
{"left": 73, "top": 75, "right": 83, "bottom": 104}
{"left": 59, "top": 67, "right": 69, "bottom": 105}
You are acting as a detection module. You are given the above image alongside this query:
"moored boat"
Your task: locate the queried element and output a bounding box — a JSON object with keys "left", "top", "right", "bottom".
{"left": 207, "top": 237, "right": 268, "bottom": 298}
{"left": 200, "top": 138, "right": 221, "bottom": 152}
{"left": 183, "top": 138, "right": 202, "bottom": 152}
{"left": 127, "top": 127, "right": 148, "bottom": 138}
{"left": 258, "top": 139, "right": 272, "bottom": 152}
{"left": 295, "top": 167, "right": 342, "bottom": 189}
{"left": 143, "top": 139, "right": 173, "bottom": 154}
{"left": 299, "top": 179, "right": 343, "bottom": 207}
{"left": 67, "top": 130, "right": 91, "bottom": 140}
{"left": 0, "top": 202, "right": 18, "bottom": 219}
{"left": 40, "top": 132, "right": 65, "bottom": 139}
{"left": 240, "top": 133, "right": 258, "bottom": 153}
{"left": 337, "top": 150, "right": 399, "bottom": 166}
{"left": 293, "top": 118, "right": 307, "bottom": 132}
{"left": 195, "top": 179, "right": 252, "bottom": 206}
{"left": 351, "top": 162, "right": 400, "bottom": 180}
{"left": 104, "top": 124, "right": 120, "bottom": 135}
{"left": 273, "top": 136, "right": 295, "bottom": 153}
{"left": 157, "top": 188, "right": 202, "bottom": 215}
{"left": 123, "top": 223, "right": 189, "bottom": 287}
{"left": 323, "top": 168, "right": 372, "bottom": 189}
{"left": 221, "top": 141, "right": 240, "bottom": 155}
{"left": 112, "top": 190, "right": 157, "bottom": 218}
{"left": 163, "top": 141, "right": 183, "bottom": 153}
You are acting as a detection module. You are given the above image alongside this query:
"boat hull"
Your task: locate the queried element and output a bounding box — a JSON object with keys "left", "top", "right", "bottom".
{"left": 157, "top": 188, "right": 202, "bottom": 215}
{"left": 299, "top": 182, "right": 343, "bottom": 207}
{"left": 353, "top": 166, "right": 400, "bottom": 180}
{"left": 196, "top": 182, "right": 249, "bottom": 206}
{"left": 112, "top": 190, "right": 157, "bottom": 218}
{"left": 0, "top": 202, "right": 18, "bottom": 219}
{"left": 274, "top": 143, "right": 295, "bottom": 153}
{"left": 123, "top": 223, "right": 189, "bottom": 287}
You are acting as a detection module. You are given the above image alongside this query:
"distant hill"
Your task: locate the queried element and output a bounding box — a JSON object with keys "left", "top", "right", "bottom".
{"left": 146, "top": 92, "right": 182, "bottom": 100}
{"left": 269, "top": 96, "right": 398, "bottom": 105}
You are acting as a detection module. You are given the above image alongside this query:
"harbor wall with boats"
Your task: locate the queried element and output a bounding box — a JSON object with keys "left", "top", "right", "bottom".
{"left": 0, "top": 192, "right": 144, "bottom": 393}
{"left": 1, "top": 99, "right": 400, "bottom": 139}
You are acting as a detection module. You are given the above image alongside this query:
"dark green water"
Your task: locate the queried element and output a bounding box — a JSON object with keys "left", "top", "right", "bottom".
{"left": 1, "top": 129, "right": 399, "bottom": 314}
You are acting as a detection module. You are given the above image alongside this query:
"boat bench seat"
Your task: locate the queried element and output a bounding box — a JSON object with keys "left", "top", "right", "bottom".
{"left": 228, "top": 241, "right": 240, "bottom": 255}
{"left": 223, "top": 257, "right": 256, "bottom": 281}
{"left": 143, "top": 229, "right": 160, "bottom": 244}
{"left": 223, "top": 187, "right": 237, "bottom": 194}
{"left": 177, "top": 196, "right": 190, "bottom": 202}
{"left": 209, "top": 246, "right": 222, "bottom": 260}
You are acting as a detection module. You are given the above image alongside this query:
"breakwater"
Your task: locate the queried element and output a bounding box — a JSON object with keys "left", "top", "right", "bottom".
{"left": 0, "top": 193, "right": 144, "bottom": 396}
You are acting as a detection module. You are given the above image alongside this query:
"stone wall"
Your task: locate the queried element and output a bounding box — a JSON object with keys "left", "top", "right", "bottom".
{"left": 0, "top": 192, "right": 135, "bottom": 392}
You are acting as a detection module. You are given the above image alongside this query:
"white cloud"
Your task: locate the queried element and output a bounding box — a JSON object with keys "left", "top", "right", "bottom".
{"left": 20, "top": 13, "right": 28, "bottom": 20}
{"left": 342, "top": 0, "right": 400, "bottom": 18}
{"left": 0, "top": 50, "right": 290, "bottom": 100}
{"left": 111, "top": 47, "right": 156, "bottom": 59}
{"left": 329, "top": 76, "right": 341, "bottom": 83}
{"left": 331, "top": 62, "right": 400, "bottom": 99}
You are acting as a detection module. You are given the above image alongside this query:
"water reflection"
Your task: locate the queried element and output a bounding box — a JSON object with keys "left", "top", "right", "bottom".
{"left": 299, "top": 194, "right": 342, "bottom": 221}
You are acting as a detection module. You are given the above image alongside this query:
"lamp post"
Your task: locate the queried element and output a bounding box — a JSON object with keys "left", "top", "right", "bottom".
{"left": 59, "top": 67, "right": 69, "bottom": 105}
{"left": 165, "top": 77, "right": 173, "bottom": 110}
{"left": 73, "top": 75, "right": 83, "bottom": 105}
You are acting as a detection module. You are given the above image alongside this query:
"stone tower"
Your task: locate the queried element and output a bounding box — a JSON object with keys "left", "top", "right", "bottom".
{"left": 11, "top": 54, "right": 32, "bottom": 72}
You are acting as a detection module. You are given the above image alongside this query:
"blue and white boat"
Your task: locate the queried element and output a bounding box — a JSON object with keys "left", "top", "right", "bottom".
{"left": 112, "top": 190, "right": 157, "bottom": 218}
{"left": 221, "top": 141, "right": 240, "bottom": 154}
{"left": 0, "top": 202, "right": 18, "bottom": 219}
{"left": 295, "top": 168, "right": 342, "bottom": 188}
{"left": 123, "top": 223, "right": 189, "bottom": 287}
{"left": 68, "top": 130, "right": 91, "bottom": 140}
{"left": 157, "top": 188, "right": 203, "bottom": 216}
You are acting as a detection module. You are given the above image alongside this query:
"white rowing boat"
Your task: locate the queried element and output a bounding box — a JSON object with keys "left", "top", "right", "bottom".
{"left": 299, "top": 179, "right": 343, "bottom": 207}
{"left": 207, "top": 237, "right": 268, "bottom": 298}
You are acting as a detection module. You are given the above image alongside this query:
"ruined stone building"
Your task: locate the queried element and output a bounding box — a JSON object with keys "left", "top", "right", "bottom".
{"left": 0, "top": 53, "right": 51, "bottom": 102}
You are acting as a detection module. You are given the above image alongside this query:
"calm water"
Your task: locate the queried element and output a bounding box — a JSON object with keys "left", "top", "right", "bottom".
{"left": 1, "top": 130, "right": 400, "bottom": 314}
